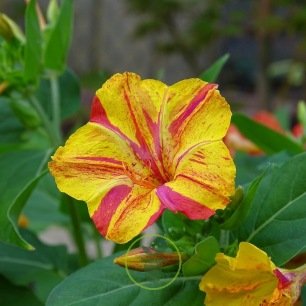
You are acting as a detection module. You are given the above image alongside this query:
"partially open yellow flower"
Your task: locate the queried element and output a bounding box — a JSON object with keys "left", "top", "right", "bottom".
{"left": 49, "top": 72, "right": 235, "bottom": 243}
{"left": 200, "top": 242, "right": 306, "bottom": 306}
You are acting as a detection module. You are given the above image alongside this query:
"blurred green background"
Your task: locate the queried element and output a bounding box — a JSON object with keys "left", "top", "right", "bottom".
{"left": 1, "top": 0, "right": 306, "bottom": 114}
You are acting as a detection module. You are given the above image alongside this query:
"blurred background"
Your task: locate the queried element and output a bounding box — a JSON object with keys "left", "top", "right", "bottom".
{"left": 1, "top": 0, "right": 306, "bottom": 114}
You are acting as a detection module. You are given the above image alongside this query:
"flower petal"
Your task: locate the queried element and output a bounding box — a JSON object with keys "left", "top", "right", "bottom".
{"left": 156, "top": 141, "right": 235, "bottom": 218}
{"left": 48, "top": 122, "right": 157, "bottom": 216}
{"left": 199, "top": 242, "right": 278, "bottom": 306}
{"left": 92, "top": 184, "right": 163, "bottom": 243}
{"left": 92, "top": 72, "right": 168, "bottom": 182}
{"left": 162, "top": 79, "right": 231, "bottom": 173}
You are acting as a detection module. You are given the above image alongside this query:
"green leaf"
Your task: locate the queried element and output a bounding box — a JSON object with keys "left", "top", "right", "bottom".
{"left": 44, "top": 0, "right": 73, "bottom": 72}
{"left": 221, "top": 175, "right": 263, "bottom": 230}
{"left": 232, "top": 113, "right": 304, "bottom": 154}
{"left": 301, "top": 286, "right": 306, "bottom": 306}
{"left": 23, "top": 173, "right": 69, "bottom": 232}
{"left": 235, "top": 151, "right": 292, "bottom": 186}
{"left": 0, "top": 150, "right": 50, "bottom": 248}
{"left": 162, "top": 210, "right": 186, "bottom": 240}
{"left": 182, "top": 236, "right": 219, "bottom": 276}
{"left": 0, "top": 276, "right": 42, "bottom": 306}
{"left": 10, "top": 94, "right": 41, "bottom": 129}
{"left": 237, "top": 152, "right": 306, "bottom": 266}
{"left": 24, "top": 0, "right": 42, "bottom": 82}
{"left": 199, "top": 53, "right": 229, "bottom": 82}
{"left": 47, "top": 255, "right": 204, "bottom": 306}
{"left": 0, "top": 97, "right": 24, "bottom": 152}
{"left": 0, "top": 231, "right": 70, "bottom": 303}
{"left": 0, "top": 97, "right": 50, "bottom": 152}
{"left": 36, "top": 69, "right": 80, "bottom": 119}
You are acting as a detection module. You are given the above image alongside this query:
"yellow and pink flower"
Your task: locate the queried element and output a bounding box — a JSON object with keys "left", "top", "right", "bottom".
{"left": 49, "top": 72, "right": 235, "bottom": 243}
{"left": 200, "top": 242, "right": 306, "bottom": 305}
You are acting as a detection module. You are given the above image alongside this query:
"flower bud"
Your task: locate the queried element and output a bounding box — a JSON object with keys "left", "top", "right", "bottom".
{"left": 114, "top": 247, "right": 182, "bottom": 272}
{"left": 0, "top": 13, "right": 25, "bottom": 42}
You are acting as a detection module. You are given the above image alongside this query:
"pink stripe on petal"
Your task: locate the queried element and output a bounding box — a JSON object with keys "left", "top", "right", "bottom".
{"left": 156, "top": 185, "right": 215, "bottom": 219}
{"left": 123, "top": 87, "right": 166, "bottom": 183}
{"left": 143, "top": 110, "right": 170, "bottom": 181}
{"left": 91, "top": 96, "right": 166, "bottom": 184}
{"left": 169, "top": 83, "right": 217, "bottom": 136}
{"left": 92, "top": 184, "right": 132, "bottom": 236}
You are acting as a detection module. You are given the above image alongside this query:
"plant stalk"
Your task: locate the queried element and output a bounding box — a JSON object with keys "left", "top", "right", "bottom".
{"left": 219, "top": 229, "right": 230, "bottom": 249}
{"left": 49, "top": 72, "right": 62, "bottom": 144}
{"left": 66, "top": 196, "right": 89, "bottom": 266}
{"left": 29, "top": 95, "right": 59, "bottom": 146}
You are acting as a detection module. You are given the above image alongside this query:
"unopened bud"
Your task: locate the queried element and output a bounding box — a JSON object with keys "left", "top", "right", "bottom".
{"left": 114, "top": 247, "right": 183, "bottom": 272}
{"left": 0, "top": 13, "right": 25, "bottom": 42}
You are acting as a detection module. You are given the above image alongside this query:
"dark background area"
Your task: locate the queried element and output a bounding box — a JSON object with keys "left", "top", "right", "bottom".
{"left": 1, "top": 0, "right": 305, "bottom": 113}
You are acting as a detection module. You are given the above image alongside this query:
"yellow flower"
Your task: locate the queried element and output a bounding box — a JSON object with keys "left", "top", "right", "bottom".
{"left": 49, "top": 72, "right": 235, "bottom": 243}
{"left": 200, "top": 242, "right": 306, "bottom": 306}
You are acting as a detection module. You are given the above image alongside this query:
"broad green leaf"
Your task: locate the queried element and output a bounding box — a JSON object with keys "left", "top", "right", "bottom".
{"left": 0, "top": 231, "right": 70, "bottom": 302}
{"left": 232, "top": 113, "right": 304, "bottom": 154}
{"left": 0, "top": 150, "right": 50, "bottom": 248}
{"left": 235, "top": 151, "right": 291, "bottom": 184}
{"left": 24, "top": 0, "right": 42, "bottom": 82}
{"left": 200, "top": 53, "right": 229, "bottom": 82}
{"left": 36, "top": 69, "right": 81, "bottom": 119}
{"left": 182, "top": 236, "right": 219, "bottom": 276}
{"left": 44, "top": 0, "right": 73, "bottom": 72}
{"left": 234, "top": 152, "right": 267, "bottom": 185}
{"left": 23, "top": 173, "right": 69, "bottom": 232}
{"left": 0, "top": 97, "right": 24, "bottom": 152}
{"left": 237, "top": 152, "right": 306, "bottom": 266}
{"left": 47, "top": 255, "right": 204, "bottom": 306}
{"left": 0, "top": 97, "right": 50, "bottom": 152}
{"left": 0, "top": 276, "right": 42, "bottom": 306}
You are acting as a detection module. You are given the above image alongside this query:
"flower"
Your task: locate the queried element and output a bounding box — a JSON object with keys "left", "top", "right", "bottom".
{"left": 292, "top": 124, "right": 304, "bottom": 138}
{"left": 49, "top": 72, "right": 235, "bottom": 243}
{"left": 199, "top": 242, "right": 306, "bottom": 305}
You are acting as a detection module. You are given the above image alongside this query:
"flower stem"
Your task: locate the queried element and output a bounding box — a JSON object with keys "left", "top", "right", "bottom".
{"left": 219, "top": 229, "right": 230, "bottom": 249}
{"left": 65, "top": 195, "right": 89, "bottom": 266}
{"left": 29, "top": 95, "right": 59, "bottom": 146}
{"left": 93, "top": 225, "right": 103, "bottom": 259}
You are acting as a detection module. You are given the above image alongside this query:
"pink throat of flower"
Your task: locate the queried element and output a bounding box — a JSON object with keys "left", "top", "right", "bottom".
{"left": 274, "top": 269, "right": 292, "bottom": 289}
